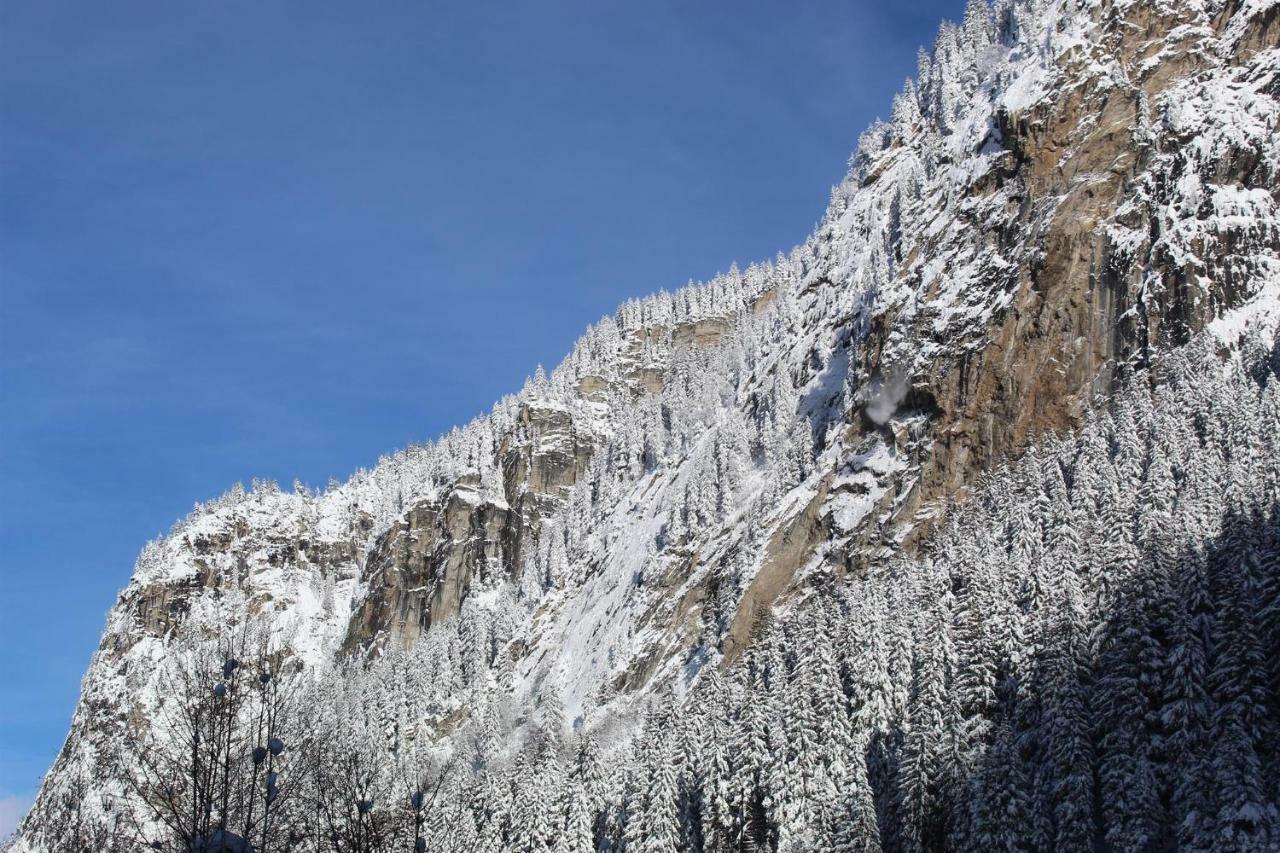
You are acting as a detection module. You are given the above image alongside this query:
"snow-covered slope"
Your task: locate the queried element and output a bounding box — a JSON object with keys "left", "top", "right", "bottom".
{"left": 13, "top": 0, "right": 1280, "bottom": 850}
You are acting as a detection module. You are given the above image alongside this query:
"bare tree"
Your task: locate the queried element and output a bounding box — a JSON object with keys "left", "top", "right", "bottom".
{"left": 116, "top": 628, "right": 307, "bottom": 852}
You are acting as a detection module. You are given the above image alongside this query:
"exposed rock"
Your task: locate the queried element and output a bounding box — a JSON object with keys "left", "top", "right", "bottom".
{"left": 501, "top": 403, "right": 592, "bottom": 501}
{"left": 837, "top": 0, "right": 1280, "bottom": 559}
{"left": 346, "top": 400, "right": 596, "bottom": 651}
{"left": 623, "top": 365, "right": 664, "bottom": 394}
{"left": 343, "top": 484, "right": 509, "bottom": 651}
{"left": 576, "top": 374, "right": 609, "bottom": 399}
{"left": 672, "top": 317, "right": 731, "bottom": 347}
{"left": 721, "top": 478, "right": 832, "bottom": 665}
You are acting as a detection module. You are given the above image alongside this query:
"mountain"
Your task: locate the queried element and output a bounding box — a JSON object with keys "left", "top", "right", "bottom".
{"left": 11, "top": 0, "right": 1280, "bottom": 850}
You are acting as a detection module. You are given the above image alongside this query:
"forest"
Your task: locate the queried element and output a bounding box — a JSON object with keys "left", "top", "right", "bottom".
{"left": 37, "top": 339, "right": 1280, "bottom": 852}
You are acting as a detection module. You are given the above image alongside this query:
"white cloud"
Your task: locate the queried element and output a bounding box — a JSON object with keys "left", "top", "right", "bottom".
{"left": 0, "top": 793, "right": 34, "bottom": 843}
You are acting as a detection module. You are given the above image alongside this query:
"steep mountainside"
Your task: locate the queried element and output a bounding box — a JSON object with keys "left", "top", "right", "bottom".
{"left": 13, "top": 0, "right": 1280, "bottom": 850}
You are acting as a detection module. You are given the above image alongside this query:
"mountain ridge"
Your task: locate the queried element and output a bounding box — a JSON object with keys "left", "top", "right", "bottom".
{"left": 12, "top": 0, "right": 1280, "bottom": 849}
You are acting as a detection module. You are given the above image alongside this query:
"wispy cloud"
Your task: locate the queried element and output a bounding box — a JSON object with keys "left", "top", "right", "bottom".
{"left": 0, "top": 792, "right": 33, "bottom": 843}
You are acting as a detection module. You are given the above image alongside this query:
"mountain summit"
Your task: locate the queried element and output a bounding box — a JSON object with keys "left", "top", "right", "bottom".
{"left": 12, "top": 1, "right": 1280, "bottom": 850}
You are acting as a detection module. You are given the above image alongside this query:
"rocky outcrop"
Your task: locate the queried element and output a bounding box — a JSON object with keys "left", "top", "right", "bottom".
{"left": 576, "top": 374, "right": 609, "bottom": 399}
{"left": 672, "top": 317, "right": 731, "bottom": 347}
{"left": 119, "top": 496, "right": 364, "bottom": 644}
{"left": 343, "top": 480, "right": 510, "bottom": 651}
{"left": 619, "top": 325, "right": 669, "bottom": 394}
{"left": 618, "top": 0, "right": 1280, "bottom": 670}
{"left": 345, "top": 401, "right": 594, "bottom": 651}
{"left": 838, "top": 0, "right": 1280, "bottom": 558}
{"left": 721, "top": 479, "right": 832, "bottom": 664}
{"left": 500, "top": 402, "right": 593, "bottom": 506}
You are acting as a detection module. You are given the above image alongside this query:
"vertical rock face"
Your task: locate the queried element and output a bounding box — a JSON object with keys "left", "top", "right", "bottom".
{"left": 343, "top": 482, "right": 510, "bottom": 651}
{"left": 14, "top": 1, "right": 1280, "bottom": 847}
{"left": 835, "top": 0, "right": 1280, "bottom": 558}
{"left": 672, "top": 318, "right": 732, "bottom": 347}
{"left": 343, "top": 400, "right": 599, "bottom": 651}
{"left": 501, "top": 403, "right": 593, "bottom": 503}
{"left": 502, "top": 402, "right": 594, "bottom": 527}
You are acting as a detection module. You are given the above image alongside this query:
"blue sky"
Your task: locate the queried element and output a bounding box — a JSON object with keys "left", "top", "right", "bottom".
{"left": 0, "top": 0, "right": 962, "bottom": 826}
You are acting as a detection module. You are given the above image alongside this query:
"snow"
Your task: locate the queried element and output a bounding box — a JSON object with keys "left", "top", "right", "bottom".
{"left": 18, "top": 0, "right": 1280, "bottom": 848}
{"left": 1207, "top": 276, "right": 1280, "bottom": 345}
{"left": 828, "top": 439, "right": 903, "bottom": 536}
